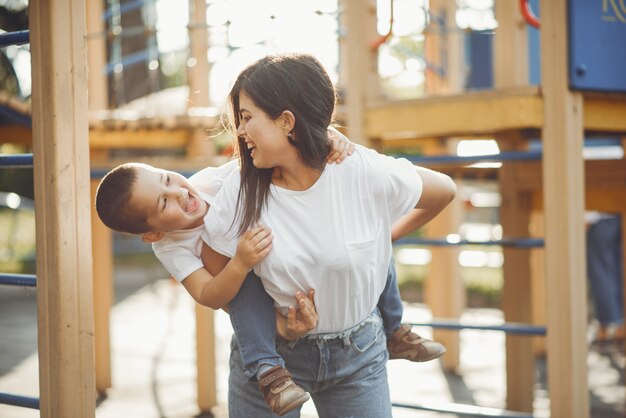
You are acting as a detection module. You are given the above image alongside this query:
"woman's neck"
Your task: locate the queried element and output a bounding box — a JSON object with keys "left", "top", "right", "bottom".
{"left": 272, "top": 164, "right": 322, "bottom": 191}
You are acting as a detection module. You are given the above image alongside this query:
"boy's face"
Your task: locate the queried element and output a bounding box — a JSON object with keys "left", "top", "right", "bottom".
{"left": 128, "top": 165, "right": 208, "bottom": 233}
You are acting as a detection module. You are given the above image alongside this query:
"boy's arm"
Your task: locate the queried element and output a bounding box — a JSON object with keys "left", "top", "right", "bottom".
{"left": 183, "top": 226, "right": 273, "bottom": 309}
{"left": 391, "top": 166, "right": 456, "bottom": 242}
{"left": 327, "top": 127, "right": 355, "bottom": 164}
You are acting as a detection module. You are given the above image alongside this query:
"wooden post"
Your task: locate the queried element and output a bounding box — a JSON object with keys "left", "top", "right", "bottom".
{"left": 424, "top": 197, "right": 464, "bottom": 372}
{"left": 187, "top": 0, "right": 215, "bottom": 159}
{"left": 30, "top": 1, "right": 96, "bottom": 417}
{"left": 540, "top": 1, "right": 589, "bottom": 417}
{"left": 195, "top": 304, "right": 217, "bottom": 411}
{"left": 425, "top": 0, "right": 464, "bottom": 94}
{"left": 188, "top": 0, "right": 217, "bottom": 411}
{"left": 91, "top": 179, "right": 113, "bottom": 395}
{"left": 339, "top": 0, "right": 379, "bottom": 146}
{"left": 423, "top": 0, "right": 464, "bottom": 370}
{"left": 493, "top": 3, "right": 534, "bottom": 412}
{"left": 498, "top": 136, "right": 533, "bottom": 412}
{"left": 86, "top": 0, "right": 108, "bottom": 111}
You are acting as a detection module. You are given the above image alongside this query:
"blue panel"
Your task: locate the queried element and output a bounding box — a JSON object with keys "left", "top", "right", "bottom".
{"left": 466, "top": 31, "right": 493, "bottom": 90}
{"left": 528, "top": 0, "right": 541, "bottom": 85}
{"left": 569, "top": 0, "right": 626, "bottom": 93}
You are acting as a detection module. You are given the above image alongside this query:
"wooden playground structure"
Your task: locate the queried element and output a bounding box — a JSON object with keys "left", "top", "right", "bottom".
{"left": 0, "top": 0, "right": 625, "bottom": 417}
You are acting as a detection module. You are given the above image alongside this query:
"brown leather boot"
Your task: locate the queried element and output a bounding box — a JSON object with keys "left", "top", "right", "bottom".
{"left": 387, "top": 324, "right": 446, "bottom": 362}
{"left": 258, "top": 366, "right": 310, "bottom": 416}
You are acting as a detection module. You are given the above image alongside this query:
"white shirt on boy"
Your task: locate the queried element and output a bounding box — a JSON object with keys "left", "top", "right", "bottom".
{"left": 151, "top": 159, "right": 238, "bottom": 282}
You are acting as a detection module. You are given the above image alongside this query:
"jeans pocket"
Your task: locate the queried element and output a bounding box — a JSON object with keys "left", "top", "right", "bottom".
{"left": 349, "top": 315, "right": 383, "bottom": 353}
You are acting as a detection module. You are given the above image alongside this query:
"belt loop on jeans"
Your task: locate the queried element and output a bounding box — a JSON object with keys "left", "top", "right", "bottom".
{"left": 286, "top": 339, "right": 298, "bottom": 349}
{"left": 342, "top": 336, "right": 350, "bottom": 347}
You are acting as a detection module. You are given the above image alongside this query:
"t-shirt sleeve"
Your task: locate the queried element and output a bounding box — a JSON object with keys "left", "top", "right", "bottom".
{"left": 151, "top": 229, "right": 205, "bottom": 283}
{"left": 203, "top": 170, "right": 241, "bottom": 258}
{"left": 360, "top": 146, "right": 422, "bottom": 222}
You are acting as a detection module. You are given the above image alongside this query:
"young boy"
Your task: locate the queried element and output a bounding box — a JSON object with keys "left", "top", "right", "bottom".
{"left": 95, "top": 134, "right": 446, "bottom": 416}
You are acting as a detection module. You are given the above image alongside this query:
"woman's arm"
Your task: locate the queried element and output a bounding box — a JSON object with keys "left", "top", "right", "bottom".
{"left": 391, "top": 166, "right": 456, "bottom": 242}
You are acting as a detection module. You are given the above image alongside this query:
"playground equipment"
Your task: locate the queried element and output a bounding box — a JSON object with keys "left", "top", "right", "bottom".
{"left": 1, "top": 1, "right": 625, "bottom": 417}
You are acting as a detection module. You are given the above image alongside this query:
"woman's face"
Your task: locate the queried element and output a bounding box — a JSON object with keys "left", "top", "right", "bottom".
{"left": 236, "top": 91, "right": 291, "bottom": 169}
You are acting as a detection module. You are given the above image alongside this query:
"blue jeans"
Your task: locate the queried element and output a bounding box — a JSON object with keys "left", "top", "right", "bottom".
{"left": 229, "top": 310, "right": 392, "bottom": 418}
{"left": 228, "top": 261, "right": 403, "bottom": 379}
{"left": 587, "top": 216, "right": 624, "bottom": 326}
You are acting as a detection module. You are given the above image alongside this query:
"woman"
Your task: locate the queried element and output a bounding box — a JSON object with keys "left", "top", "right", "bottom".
{"left": 202, "top": 53, "right": 456, "bottom": 417}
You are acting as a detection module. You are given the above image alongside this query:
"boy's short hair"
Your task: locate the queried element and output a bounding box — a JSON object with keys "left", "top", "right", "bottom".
{"left": 95, "top": 163, "right": 151, "bottom": 234}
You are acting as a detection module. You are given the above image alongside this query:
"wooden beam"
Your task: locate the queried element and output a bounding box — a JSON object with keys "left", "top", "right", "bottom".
{"left": 365, "top": 87, "right": 543, "bottom": 140}
{"left": 584, "top": 95, "right": 626, "bottom": 133}
{"left": 30, "top": 0, "right": 96, "bottom": 417}
{"left": 540, "top": 1, "right": 589, "bottom": 417}
{"left": 0, "top": 124, "right": 32, "bottom": 146}
{"left": 89, "top": 128, "right": 190, "bottom": 149}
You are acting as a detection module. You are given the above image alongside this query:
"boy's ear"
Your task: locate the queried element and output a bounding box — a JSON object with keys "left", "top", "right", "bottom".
{"left": 141, "top": 231, "right": 165, "bottom": 243}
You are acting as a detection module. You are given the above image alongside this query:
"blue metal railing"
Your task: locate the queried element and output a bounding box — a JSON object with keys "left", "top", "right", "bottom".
{"left": 396, "top": 237, "right": 544, "bottom": 248}
{"left": 0, "top": 392, "right": 39, "bottom": 410}
{"left": 0, "top": 273, "right": 36, "bottom": 287}
{"left": 0, "top": 30, "right": 29, "bottom": 48}
{"left": 0, "top": 154, "right": 33, "bottom": 168}
{"left": 0, "top": 28, "right": 39, "bottom": 412}
{"left": 410, "top": 319, "right": 546, "bottom": 336}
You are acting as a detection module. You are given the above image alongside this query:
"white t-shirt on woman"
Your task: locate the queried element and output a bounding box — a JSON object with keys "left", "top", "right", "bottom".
{"left": 204, "top": 145, "right": 422, "bottom": 333}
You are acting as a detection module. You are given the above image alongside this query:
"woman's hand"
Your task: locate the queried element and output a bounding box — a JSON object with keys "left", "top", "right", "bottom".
{"left": 327, "top": 127, "right": 355, "bottom": 164}
{"left": 275, "top": 289, "right": 318, "bottom": 340}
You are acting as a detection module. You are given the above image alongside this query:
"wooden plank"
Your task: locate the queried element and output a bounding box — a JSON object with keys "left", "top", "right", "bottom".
{"left": 584, "top": 96, "right": 626, "bottom": 133}
{"left": 29, "top": 0, "right": 96, "bottom": 417}
{"left": 365, "top": 87, "right": 543, "bottom": 140}
{"left": 89, "top": 128, "right": 190, "bottom": 149}
{"left": 0, "top": 124, "right": 32, "bottom": 145}
{"left": 512, "top": 159, "right": 626, "bottom": 192}
{"left": 90, "top": 179, "right": 113, "bottom": 395}
{"left": 540, "top": 1, "right": 589, "bottom": 417}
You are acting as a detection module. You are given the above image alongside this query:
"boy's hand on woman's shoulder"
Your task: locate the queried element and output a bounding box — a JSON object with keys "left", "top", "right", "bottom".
{"left": 327, "top": 127, "right": 355, "bottom": 164}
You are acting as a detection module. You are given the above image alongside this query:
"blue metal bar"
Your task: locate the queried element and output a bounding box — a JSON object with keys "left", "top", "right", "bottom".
{"left": 392, "top": 401, "right": 533, "bottom": 418}
{"left": 395, "top": 150, "right": 542, "bottom": 165}
{"left": 0, "top": 104, "right": 32, "bottom": 128}
{"left": 410, "top": 320, "right": 546, "bottom": 336}
{"left": 0, "top": 30, "right": 30, "bottom": 48}
{"left": 0, "top": 154, "right": 33, "bottom": 168}
{"left": 396, "top": 237, "right": 544, "bottom": 248}
{"left": 104, "top": 49, "right": 151, "bottom": 75}
{"left": 0, "top": 273, "right": 36, "bottom": 287}
{"left": 0, "top": 392, "right": 39, "bottom": 410}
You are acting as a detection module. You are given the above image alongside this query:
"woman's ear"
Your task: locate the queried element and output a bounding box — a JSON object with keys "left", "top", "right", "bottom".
{"left": 280, "top": 110, "right": 296, "bottom": 135}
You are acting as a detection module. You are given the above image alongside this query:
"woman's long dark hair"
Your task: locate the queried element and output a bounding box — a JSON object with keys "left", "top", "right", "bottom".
{"left": 228, "top": 54, "right": 336, "bottom": 236}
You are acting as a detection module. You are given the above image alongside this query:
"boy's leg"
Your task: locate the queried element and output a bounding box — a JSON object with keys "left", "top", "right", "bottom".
{"left": 228, "top": 271, "right": 309, "bottom": 415}
{"left": 378, "top": 259, "right": 404, "bottom": 338}
{"left": 379, "top": 258, "right": 446, "bottom": 362}
{"left": 228, "top": 271, "right": 283, "bottom": 379}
